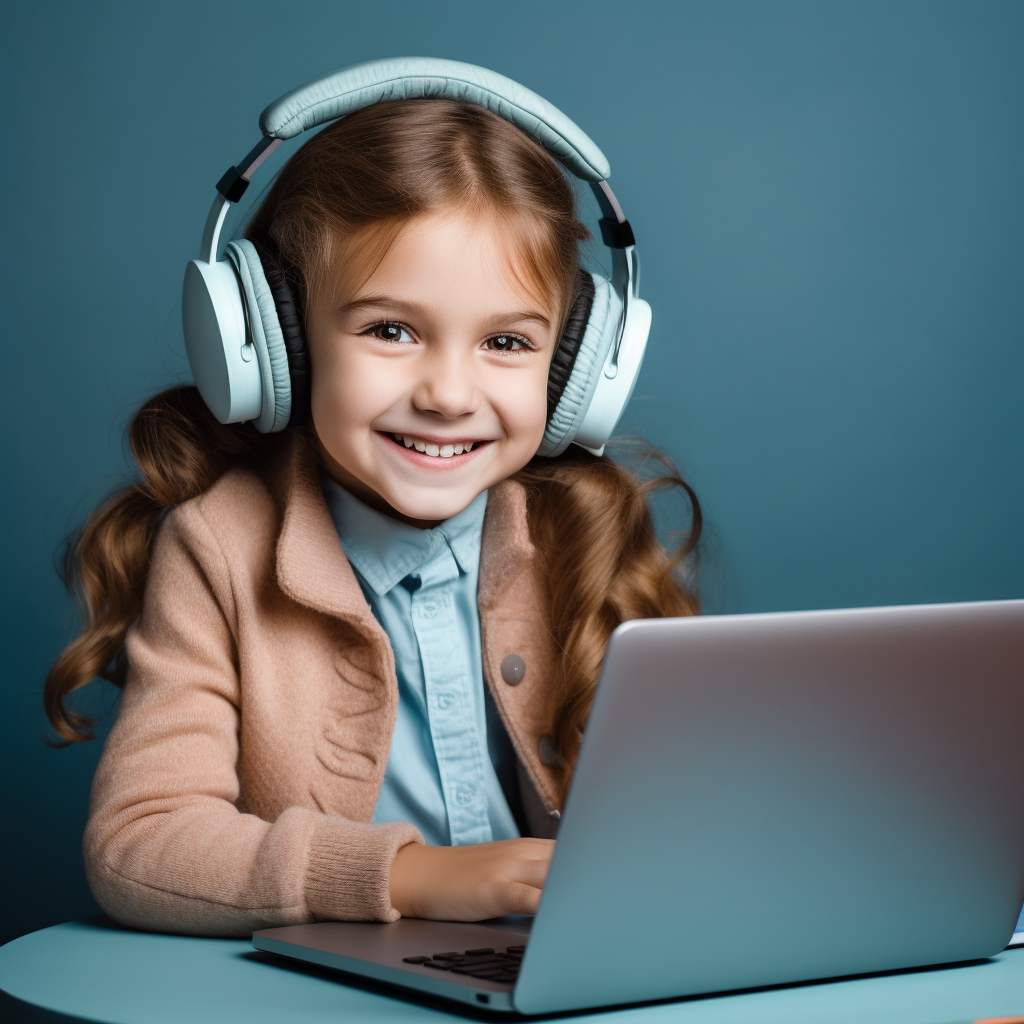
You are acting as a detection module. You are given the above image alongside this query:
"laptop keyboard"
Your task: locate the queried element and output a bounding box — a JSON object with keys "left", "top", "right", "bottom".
{"left": 402, "top": 945, "right": 525, "bottom": 983}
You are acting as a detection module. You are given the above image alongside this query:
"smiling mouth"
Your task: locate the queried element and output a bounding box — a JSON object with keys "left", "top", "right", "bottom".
{"left": 385, "top": 432, "right": 491, "bottom": 459}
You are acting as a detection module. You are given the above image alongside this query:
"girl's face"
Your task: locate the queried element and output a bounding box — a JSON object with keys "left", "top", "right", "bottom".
{"left": 306, "top": 209, "right": 559, "bottom": 526}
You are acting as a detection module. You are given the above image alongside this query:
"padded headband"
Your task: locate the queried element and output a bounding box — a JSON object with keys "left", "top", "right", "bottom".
{"left": 259, "top": 58, "right": 611, "bottom": 182}
{"left": 213, "top": 58, "right": 625, "bottom": 213}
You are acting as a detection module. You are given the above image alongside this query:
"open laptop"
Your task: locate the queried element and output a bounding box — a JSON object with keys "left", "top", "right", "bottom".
{"left": 253, "top": 599, "right": 1024, "bottom": 1014}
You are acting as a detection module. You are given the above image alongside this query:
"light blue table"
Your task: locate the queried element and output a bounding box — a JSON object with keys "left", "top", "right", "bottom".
{"left": 1, "top": 916, "right": 1023, "bottom": 1024}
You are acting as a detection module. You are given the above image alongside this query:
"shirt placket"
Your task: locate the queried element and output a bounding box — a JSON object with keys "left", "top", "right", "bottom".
{"left": 412, "top": 544, "right": 493, "bottom": 846}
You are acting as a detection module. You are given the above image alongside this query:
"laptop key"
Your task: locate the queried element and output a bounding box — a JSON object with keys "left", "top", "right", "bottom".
{"left": 451, "top": 961, "right": 506, "bottom": 974}
{"left": 423, "top": 961, "right": 453, "bottom": 970}
{"left": 432, "top": 952, "right": 460, "bottom": 960}
{"left": 464, "top": 947, "right": 495, "bottom": 955}
{"left": 505, "top": 945, "right": 525, "bottom": 954}
{"left": 402, "top": 956, "right": 431, "bottom": 964}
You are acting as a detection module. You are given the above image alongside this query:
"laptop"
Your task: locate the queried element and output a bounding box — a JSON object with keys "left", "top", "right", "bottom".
{"left": 253, "top": 599, "right": 1024, "bottom": 1014}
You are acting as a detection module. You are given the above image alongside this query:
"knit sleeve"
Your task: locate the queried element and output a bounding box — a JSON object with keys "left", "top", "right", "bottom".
{"left": 82, "top": 502, "right": 421, "bottom": 937}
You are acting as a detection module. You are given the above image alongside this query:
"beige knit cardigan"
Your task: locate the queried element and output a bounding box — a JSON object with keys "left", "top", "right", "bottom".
{"left": 84, "top": 434, "right": 563, "bottom": 937}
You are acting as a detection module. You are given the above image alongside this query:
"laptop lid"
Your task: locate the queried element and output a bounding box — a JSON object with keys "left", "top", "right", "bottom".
{"left": 513, "top": 600, "right": 1024, "bottom": 1014}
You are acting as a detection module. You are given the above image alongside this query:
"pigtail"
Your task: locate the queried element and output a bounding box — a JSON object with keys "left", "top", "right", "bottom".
{"left": 44, "top": 386, "right": 277, "bottom": 742}
{"left": 516, "top": 444, "right": 701, "bottom": 800}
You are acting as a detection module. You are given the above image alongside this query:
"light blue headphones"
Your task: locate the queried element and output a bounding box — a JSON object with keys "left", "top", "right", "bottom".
{"left": 182, "top": 58, "right": 650, "bottom": 457}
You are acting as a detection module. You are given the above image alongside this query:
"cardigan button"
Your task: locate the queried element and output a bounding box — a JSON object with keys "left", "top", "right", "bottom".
{"left": 500, "top": 653, "right": 526, "bottom": 686}
{"left": 537, "top": 734, "right": 564, "bottom": 767}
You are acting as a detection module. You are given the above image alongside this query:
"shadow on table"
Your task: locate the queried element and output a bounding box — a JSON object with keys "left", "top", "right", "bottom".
{"left": 0, "top": 989, "right": 90, "bottom": 1024}
{"left": 241, "top": 946, "right": 1005, "bottom": 1022}
{"left": 0, "top": 917, "right": 133, "bottom": 1024}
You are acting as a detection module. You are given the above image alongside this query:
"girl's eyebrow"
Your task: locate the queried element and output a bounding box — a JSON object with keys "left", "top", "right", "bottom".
{"left": 337, "top": 295, "right": 551, "bottom": 329}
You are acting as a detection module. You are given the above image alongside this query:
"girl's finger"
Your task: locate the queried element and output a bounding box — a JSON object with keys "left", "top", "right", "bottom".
{"left": 497, "top": 880, "right": 543, "bottom": 916}
{"left": 509, "top": 853, "right": 552, "bottom": 890}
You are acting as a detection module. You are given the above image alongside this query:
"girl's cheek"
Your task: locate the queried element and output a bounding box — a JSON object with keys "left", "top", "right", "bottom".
{"left": 316, "top": 347, "right": 396, "bottom": 434}
{"left": 493, "top": 368, "right": 550, "bottom": 447}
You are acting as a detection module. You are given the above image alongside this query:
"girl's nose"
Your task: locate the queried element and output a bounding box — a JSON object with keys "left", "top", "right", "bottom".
{"left": 411, "top": 349, "right": 481, "bottom": 419}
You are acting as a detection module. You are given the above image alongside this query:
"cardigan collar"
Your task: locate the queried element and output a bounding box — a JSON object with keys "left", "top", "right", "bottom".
{"left": 273, "top": 432, "right": 536, "bottom": 623}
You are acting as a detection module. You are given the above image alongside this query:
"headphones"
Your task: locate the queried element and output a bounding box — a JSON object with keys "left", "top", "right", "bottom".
{"left": 182, "top": 57, "right": 650, "bottom": 457}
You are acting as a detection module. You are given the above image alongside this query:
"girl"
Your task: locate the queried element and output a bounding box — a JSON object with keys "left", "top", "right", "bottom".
{"left": 44, "top": 64, "right": 701, "bottom": 936}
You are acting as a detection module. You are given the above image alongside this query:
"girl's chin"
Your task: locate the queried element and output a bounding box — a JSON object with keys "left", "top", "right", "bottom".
{"left": 377, "top": 482, "right": 484, "bottom": 525}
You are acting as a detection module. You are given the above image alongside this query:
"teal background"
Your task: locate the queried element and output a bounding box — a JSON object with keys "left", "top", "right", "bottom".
{"left": 1, "top": 0, "right": 1021, "bottom": 948}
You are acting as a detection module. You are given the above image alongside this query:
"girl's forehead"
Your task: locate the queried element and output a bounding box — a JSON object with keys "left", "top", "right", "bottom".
{"left": 319, "top": 207, "right": 559, "bottom": 318}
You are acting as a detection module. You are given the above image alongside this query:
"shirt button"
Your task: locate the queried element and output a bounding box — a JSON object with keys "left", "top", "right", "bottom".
{"left": 501, "top": 654, "right": 526, "bottom": 685}
{"left": 455, "top": 786, "right": 475, "bottom": 806}
{"left": 421, "top": 602, "right": 439, "bottom": 619}
{"left": 436, "top": 692, "right": 456, "bottom": 710}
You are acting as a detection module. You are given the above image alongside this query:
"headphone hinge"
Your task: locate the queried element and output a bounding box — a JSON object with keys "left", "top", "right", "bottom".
{"left": 599, "top": 217, "right": 636, "bottom": 250}
{"left": 215, "top": 138, "right": 283, "bottom": 204}
{"left": 216, "top": 167, "right": 250, "bottom": 203}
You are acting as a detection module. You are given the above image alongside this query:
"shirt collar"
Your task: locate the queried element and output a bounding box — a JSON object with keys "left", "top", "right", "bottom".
{"left": 320, "top": 472, "right": 488, "bottom": 596}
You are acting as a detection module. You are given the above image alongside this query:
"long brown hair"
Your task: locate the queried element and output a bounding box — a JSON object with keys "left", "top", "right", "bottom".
{"left": 45, "top": 100, "right": 701, "bottom": 795}
{"left": 518, "top": 444, "right": 700, "bottom": 798}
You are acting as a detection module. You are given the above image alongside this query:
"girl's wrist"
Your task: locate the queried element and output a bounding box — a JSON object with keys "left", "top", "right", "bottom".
{"left": 389, "top": 841, "right": 427, "bottom": 918}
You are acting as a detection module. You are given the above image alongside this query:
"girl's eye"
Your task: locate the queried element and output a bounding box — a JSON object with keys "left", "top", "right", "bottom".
{"left": 367, "top": 322, "right": 414, "bottom": 344}
{"left": 486, "top": 334, "right": 531, "bottom": 353}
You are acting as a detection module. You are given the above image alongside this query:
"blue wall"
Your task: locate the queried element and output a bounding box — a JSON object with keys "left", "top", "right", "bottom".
{"left": 1, "top": 1, "right": 1021, "bottom": 945}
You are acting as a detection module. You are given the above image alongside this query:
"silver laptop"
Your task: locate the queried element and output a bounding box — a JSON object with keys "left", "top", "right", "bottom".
{"left": 253, "top": 599, "right": 1024, "bottom": 1014}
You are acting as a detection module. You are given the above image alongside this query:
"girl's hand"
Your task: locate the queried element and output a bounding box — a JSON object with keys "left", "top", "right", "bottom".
{"left": 389, "top": 838, "right": 555, "bottom": 921}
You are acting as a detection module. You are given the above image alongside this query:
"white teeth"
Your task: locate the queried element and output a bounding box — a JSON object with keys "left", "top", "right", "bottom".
{"left": 392, "top": 433, "right": 477, "bottom": 457}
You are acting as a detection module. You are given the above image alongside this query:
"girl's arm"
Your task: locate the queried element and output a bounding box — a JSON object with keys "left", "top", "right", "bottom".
{"left": 83, "top": 502, "right": 422, "bottom": 937}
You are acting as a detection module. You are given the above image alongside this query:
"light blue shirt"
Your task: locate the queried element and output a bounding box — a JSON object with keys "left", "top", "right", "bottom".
{"left": 321, "top": 475, "right": 521, "bottom": 847}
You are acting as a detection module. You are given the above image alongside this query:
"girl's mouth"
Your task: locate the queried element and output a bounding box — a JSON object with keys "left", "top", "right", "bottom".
{"left": 381, "top": 431, "right": 493, "bottom": 462}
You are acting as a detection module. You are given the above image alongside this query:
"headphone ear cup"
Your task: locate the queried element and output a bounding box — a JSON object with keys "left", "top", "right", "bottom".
{"left": 546, "top": 268, "right": 595, "bottom": 420}
{"left": 224, "top": 239, "right": 292, "bottom": 433}
{"left": 537, "top": 272, "right": 622, "bottom": 458}
{"left": 249, "top": 239, "right": 311, "bottom": 425}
